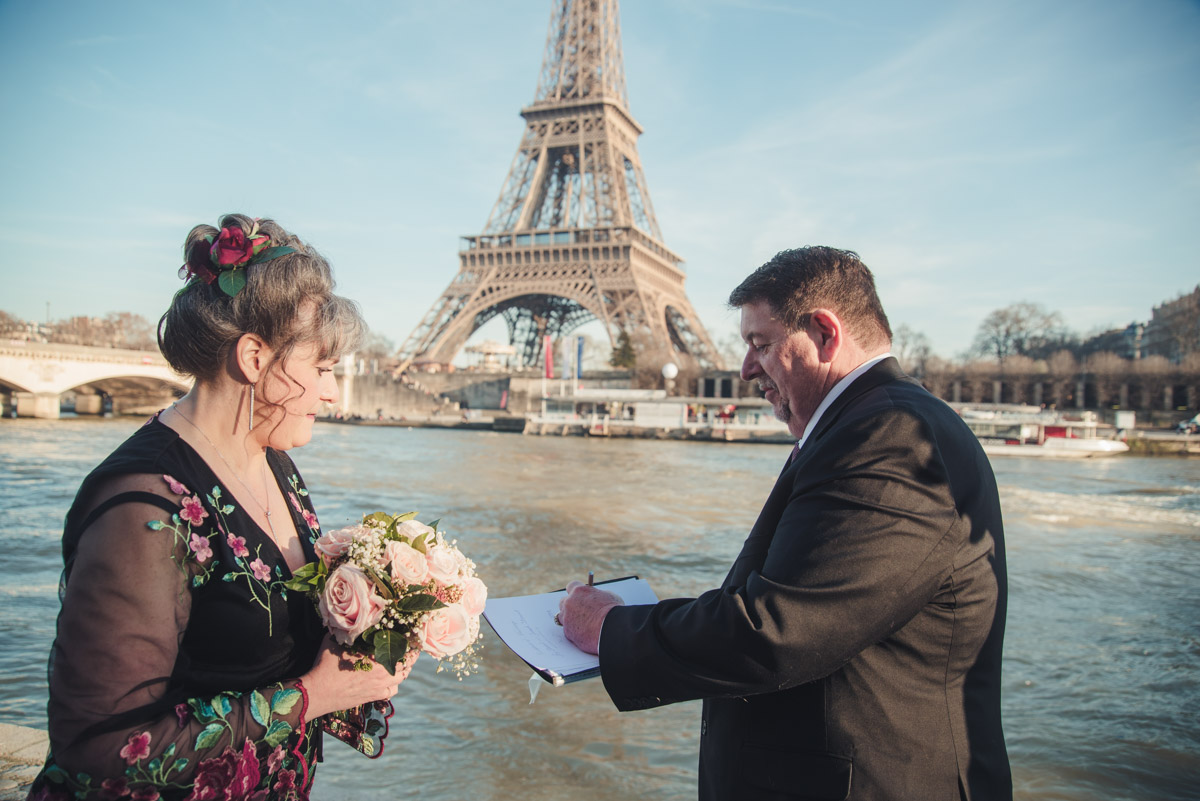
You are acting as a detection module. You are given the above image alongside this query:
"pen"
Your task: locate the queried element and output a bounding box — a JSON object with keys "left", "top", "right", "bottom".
{"left": 587, "top": 571, "right": 594, "bottom": 586}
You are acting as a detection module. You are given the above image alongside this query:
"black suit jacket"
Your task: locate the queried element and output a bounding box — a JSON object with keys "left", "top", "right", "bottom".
{"left": 599, "top": 358, "right": 1011, "bottom": 800}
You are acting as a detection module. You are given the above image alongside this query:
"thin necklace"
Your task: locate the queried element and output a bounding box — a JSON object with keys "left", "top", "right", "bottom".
{"left": 171, "top": 401, "right": 279, "bottom": 545}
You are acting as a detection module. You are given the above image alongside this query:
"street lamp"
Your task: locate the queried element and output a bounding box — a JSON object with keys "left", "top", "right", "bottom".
{"left": 662, "top": 362, "right": 678, "bottom": 395}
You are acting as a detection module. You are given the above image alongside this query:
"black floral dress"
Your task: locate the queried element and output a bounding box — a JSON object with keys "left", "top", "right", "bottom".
{"left": 27, "top": 416, "right": 328, "bottom": 801}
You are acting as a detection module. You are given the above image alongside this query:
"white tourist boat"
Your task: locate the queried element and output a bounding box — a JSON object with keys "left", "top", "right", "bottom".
{"left": 957, "top": 405, "right": 1129, "bottom": 458}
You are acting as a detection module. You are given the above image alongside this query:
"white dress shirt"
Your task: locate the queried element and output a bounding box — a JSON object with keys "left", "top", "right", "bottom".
{"left": 793, "top": 353, "right": 892, "bottom": 454}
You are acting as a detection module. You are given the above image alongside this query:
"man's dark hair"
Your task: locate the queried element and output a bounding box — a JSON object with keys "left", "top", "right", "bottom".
{"left": 728, "top": 246, "right": 892, "bottom": 349}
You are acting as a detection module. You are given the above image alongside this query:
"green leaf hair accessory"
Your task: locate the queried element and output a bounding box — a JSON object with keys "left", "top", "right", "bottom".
{"left": 185, "top": 221, "right": 296, "bottom": 297}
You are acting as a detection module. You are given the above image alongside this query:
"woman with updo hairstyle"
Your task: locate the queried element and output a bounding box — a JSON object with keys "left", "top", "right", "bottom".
{"left": 28, "top": 214, "right": 416, "bottom": 801}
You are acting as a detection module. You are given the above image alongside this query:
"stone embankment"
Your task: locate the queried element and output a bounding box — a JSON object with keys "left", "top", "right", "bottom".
{"left": 0, "top": 723, "right": 46, "bottom": 800}
{"left": 1125, "top": 431, "right": 1200, "bottom": 456}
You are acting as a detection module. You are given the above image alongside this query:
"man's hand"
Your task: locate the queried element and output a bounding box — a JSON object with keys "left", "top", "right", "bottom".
{"left": 558, "top": 581, "right": 623, "bottom": 655}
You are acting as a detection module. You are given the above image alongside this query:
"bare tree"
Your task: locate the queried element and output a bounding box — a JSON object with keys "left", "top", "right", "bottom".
{"left": 1044, "top": 350, "right": 1078, "bottom": 408}
{"left": 714, "top": 331, "right": 747, "bottom": 371}
{"left": 893, "top": 324, "right": 932, "bottom": 378}
{"left": 1086, "top": 352, "right": 1128, "bottom": 408}
{"left": 1000, "top": 354, "right": 1037, "bottom": 404}
{"left": 920, "top": 355, "right": 955, "bottom": 401}
{"left": 972, "top": 302, "right": 1069, "bottom": 363}
{"left": 0, "top": 309, "right": 22, "bottom": 336}
{"left": 959, "top": 359, "right": 997, "bottom": 403}
{"left": 1135, "top": 355, "right": 1171, "bottom": 410}
{"left": 105, "top": 312, "right": 154, "bottom": 350}
{"left": 49, "top": 313, "right": 154, "bottom": 350}
{"left": 356, "top": 331, "right": 397, "bottom": 373}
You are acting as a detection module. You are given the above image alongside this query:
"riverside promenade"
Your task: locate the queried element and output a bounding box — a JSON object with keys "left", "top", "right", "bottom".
{"left": 0, "top": 723, "right": 45, "bottom": 799}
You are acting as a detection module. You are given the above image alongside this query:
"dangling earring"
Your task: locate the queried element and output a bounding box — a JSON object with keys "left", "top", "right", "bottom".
{"left": 248, "top": 384, "right": 256, "bottom": 431}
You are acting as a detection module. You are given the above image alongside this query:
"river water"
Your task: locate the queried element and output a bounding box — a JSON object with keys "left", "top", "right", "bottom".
{"left": 1, "top": 417, "right": 1197, "bottom": 800}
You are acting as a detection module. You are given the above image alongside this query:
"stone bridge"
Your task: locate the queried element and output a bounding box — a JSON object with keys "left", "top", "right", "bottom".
{"left": 0, "top": 341, "right": 190, "bottom": 418}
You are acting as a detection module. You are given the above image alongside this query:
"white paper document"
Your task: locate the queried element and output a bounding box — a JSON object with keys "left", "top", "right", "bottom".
{"left": 482, "top": 576, "right": 659, "bottom": 686}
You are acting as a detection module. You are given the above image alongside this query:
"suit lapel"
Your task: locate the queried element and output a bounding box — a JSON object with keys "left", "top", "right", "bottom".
{"left": 798, "top": 357, "right": 907, "bottom": 457}
{"left": 723, "top": 358, "right": 910, "bottom": 590}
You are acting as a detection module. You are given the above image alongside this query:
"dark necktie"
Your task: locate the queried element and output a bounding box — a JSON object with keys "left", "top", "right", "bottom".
{"left": 785, "top": 442, "right": 800, "bottom": 468}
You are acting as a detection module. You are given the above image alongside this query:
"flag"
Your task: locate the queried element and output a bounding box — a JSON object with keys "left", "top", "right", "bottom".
{"left": 544, "top": 335, "right": 553, "bottom": 378}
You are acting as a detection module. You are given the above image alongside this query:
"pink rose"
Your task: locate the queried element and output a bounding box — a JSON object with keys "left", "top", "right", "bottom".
{"left": 383, "top": 540, "right": 429, "bottom": 586}
{"left": 425, "top": 545, "right": 460, "bottom": 584}
{"left": 460, "top": 576, "right": 488, "bottom": 617}
{"left": 421, "top": 603, "right": 473, "bottom": 658}
{"left": 313, "top": 525, "right": 356, "bottom": 566}
{"left": 319, "top": 564, "right": 386, "bottom": 646}
{"left": 395, "top": 519, "right": 434, "bottom": 540}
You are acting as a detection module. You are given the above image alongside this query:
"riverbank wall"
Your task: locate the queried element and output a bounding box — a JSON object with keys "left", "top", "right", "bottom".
{"left": 1125, "top": 431, "right": 1200, "bottom": 456}
{"left": 318, "top": 414, "right": 1200, "bottom": 454}
{"left": 318, "top": 415, "right": 794, "bottom": 444}
{"left": 0, "top": 723, "right": 46, "bottom": 800}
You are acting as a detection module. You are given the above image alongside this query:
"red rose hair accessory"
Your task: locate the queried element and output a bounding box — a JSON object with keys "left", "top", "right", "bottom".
{"left": 182, "top": 220, "right": 296, "bottom": 297}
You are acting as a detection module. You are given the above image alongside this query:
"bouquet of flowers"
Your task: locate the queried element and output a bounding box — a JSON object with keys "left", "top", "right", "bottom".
{"left": 286, "top": 511, "right": 486, "bottom": 678}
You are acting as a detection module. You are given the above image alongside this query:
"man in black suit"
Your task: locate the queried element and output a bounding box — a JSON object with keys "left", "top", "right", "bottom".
{"left": 560, "top": 247, "right": 1011, "bottom": 800}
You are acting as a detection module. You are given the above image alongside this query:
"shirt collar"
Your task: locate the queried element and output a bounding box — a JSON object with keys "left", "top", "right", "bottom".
{"left": 793, "top": 353, "right": 892, "bottom": 452}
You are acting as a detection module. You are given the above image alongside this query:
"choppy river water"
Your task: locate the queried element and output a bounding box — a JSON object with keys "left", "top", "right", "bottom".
{"left": 1, "top": 417, "right": 1197, "bottom": 800}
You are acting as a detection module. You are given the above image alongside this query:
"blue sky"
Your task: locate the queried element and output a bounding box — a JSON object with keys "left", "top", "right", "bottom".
{"left": 1, "top": 0, "right": 1197, "bottom": 361}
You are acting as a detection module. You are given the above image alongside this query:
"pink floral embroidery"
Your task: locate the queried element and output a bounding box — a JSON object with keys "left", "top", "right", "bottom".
{"left": 189, "top": 533, "right": 213, "bottom": 563}
{"left": 227, "top": 533, "right": 249, "bottom": 558}
{"left": 130, "top": 788, "right": 161, "bottom": 801}
{"left": 272, "top": 768, "right": 296, "bottom": 796}
{"left": 180, "top": 495, "right": 208, "bottom": 526}
{"left": 302, "top": 509, "right": 319, "bottom": 530}
{"left": 175, "top": 702, "right": 191, "bottom": 727}
{"left": 288, "top": 493, "right": 303, "bottom": 513}
{"left": 250, "top": 559, "right": 271, "bottom": 582}
{"left": 163, "top": 475, "right": 189, "bottom": 495}
{"left": 119, "top": 731, "right": 152, "bottom": 765}
{"left": 266, "top": 744, "right": 285, "bottom": 775}
{"left": 100, "top": 776, "right": 130, "bottom": 798}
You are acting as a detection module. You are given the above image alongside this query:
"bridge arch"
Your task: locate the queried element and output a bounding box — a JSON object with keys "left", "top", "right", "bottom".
{"left": 0, "top": 343, "right": 191, "bottom": 418}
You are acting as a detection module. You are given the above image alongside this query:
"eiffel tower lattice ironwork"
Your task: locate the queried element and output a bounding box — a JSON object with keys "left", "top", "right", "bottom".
{"left": 396, "top": 0, "right": 724, "bottom": 373}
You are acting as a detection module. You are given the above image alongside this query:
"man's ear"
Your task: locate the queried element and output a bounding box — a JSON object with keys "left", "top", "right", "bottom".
{"left": 808, "top": 309, "right": 843, "bottom": 362}
{"left": 234, "top": 333, "right": 271, "bottom": 384}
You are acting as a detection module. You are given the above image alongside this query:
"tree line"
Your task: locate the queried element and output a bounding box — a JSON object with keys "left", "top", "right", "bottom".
{"left": 1, "top": 309, "right": 157, "bottom": 351}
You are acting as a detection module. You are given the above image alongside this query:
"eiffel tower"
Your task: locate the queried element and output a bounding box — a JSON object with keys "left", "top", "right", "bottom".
{"left": 396, "top": 0, "right": 723, "bottom": 373}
